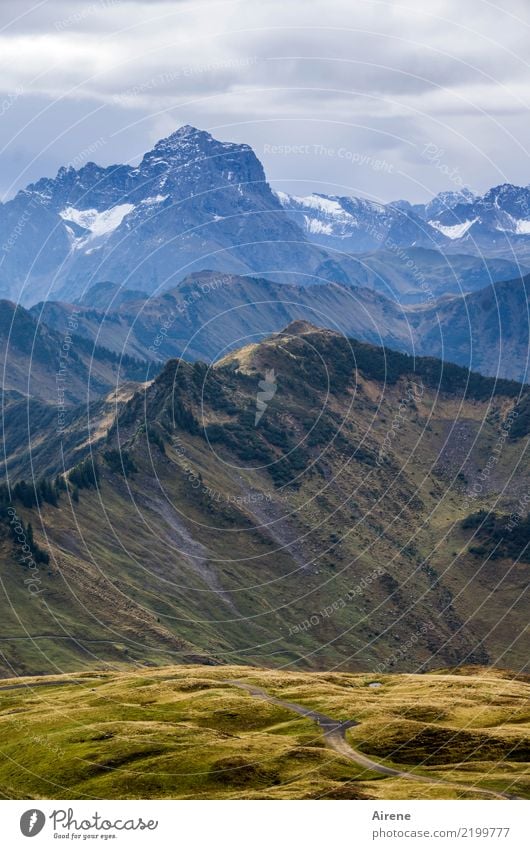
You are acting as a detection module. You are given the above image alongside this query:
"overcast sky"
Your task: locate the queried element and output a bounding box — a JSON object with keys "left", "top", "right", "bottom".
{"left": 1, "top": 0, "right": 530, "bottom": 203}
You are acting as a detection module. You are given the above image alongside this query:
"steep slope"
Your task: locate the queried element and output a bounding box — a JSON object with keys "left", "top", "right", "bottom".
{"left": 0, "top": 381, "right": 145, "bottom": 481}
{"left": 414, "top": 272, "right": 530, "bottom": 382}
{"left": 1, "top": 325, "right": 528, "bottom": 677}
{"left": 0, "top": 299, "right": 152, "bottom": 403}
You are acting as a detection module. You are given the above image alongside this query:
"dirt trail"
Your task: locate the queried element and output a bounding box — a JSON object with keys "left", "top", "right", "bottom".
{"left": 226, "top": 680, "right": 519, "bottom": 800}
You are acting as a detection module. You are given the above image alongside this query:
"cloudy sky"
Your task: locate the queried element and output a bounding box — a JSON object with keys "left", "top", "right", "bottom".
{"left": 1, "top": 0, "right": 530, "bottom": 203}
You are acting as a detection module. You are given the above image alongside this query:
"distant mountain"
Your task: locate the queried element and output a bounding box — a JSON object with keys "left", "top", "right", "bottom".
{"left": 3, "top": 124, "right": 530, "bottom": 309}
{"left": 277, "top": 191, "right": 445, "bottom": 253}
{"left": 424, "top": 184, "right": 530, "bottom": 258}
{"left": 0, "top": 126, "right": 365, "bottom": 305}
{"left": 32, "top": 272, "right": 413, "bottom": 363}
{"left": 344, "top": 247, "right": 526, "bottom": 303}
{"left": 414, "top": 272, "right": 530, "bottom": 382}
{"left": 76, "top": 280, "right": 149, "bottom": 310}
{"left": 0, "top": 299, "right": 152, "bottom": 403}
{"left": 31, "top": 270, "right": 530, "bottom": 382}
{"left": 1, "top": 324, "right": 528, "bottom": 676}
{"left": 422, "top": 188, "right": 478, "bottom": 220}
{"left": 278, "top": 185, "right": 530, "bottom": 261}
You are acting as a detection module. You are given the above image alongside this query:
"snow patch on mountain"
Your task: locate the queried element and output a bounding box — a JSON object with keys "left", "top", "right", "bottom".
{"left": 288, "top": 194, "right": 347, "bottom": 216}
{"left": 140, "top": 195, "right": 168, "bottom": 206}
{"left": 304, "top": 217, "right": 334, "bottom": 235}
{"left": 430, "top": 218, "right": 477, "bottom": 239}
{"left": 60, "top": 204, "right": 135, "bottom": 238}
{"left": 515, "top": 219, "right": 530, "bottom": 234}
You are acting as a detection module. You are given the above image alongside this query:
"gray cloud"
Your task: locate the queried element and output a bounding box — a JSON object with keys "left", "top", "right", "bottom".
{"left": 1, "top": 0, "right": 530, "bottom": 201}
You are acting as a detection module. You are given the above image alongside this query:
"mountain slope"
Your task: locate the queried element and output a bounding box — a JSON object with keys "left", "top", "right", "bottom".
{"left": 414, "top": 272, "right": 530, "bottom": 382}
{"left": 0, "top": 381, "right": 145, "bottom": 481}
{"left": 30, "top": 269, "right": 530, "bottom": 383}
{"left": 31, "top": 272, "right": 412, "bottom": 364}
{"left": 0, "top": 299, "right": 151, "bottom": 403}
{"left": 1, "top": 324, "right": 528, "bottom": 677}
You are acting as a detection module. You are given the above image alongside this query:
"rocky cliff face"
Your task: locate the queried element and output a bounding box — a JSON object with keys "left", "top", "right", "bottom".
{"left": 1, "top": 126, "right": 364, "bottom": 304}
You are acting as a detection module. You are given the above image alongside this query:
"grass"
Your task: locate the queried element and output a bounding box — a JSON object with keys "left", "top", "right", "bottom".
{"left": 0, "top": 665, "right": 528, "bottom": 800}
{"left": 1, "top": 326, "right": 529, "bottom": 679}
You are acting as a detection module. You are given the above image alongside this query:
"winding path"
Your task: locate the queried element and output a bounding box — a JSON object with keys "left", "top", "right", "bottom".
{"left": 226, "top": 680, "right": 519, "bottom": 800}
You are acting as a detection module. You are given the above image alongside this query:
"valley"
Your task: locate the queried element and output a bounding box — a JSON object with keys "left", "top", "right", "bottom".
{"left": 0, "top": 665, "right": 527, "bottom": 800}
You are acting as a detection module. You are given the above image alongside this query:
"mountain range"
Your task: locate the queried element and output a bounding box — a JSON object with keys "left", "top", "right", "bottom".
{"left": 0, "top": 125, "right": 529, "bottom": 685}
{"left": 20, "top": 268, "right": 530, "bottom": 383}
{"left": 280, "top": 184, "right": 530, "bottom": 260}
{"left": 2, "top": 124, "right": 530, "bottom": 309}
{"left": 0, "top": 323, "right": 528, "bottom": 677}
{"left": 0, "top": 126, "right": 366, "bottom": 305}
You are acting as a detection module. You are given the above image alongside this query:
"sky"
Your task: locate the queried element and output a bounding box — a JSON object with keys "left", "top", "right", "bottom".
{"left": 1, "top": 0, "right": 530, "bottom": 203}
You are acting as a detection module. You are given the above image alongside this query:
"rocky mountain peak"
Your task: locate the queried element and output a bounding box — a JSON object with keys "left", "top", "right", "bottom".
{"left": 277, "top": 320, "right": 324, "bottom": 337}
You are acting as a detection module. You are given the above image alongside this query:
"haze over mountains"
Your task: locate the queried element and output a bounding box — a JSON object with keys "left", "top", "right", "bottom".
{"left": 0, "top": 124, "right": 529, "bottom": 386}
{"left": 18, "top": 267, "right": 529, "bottom": 383}
{"left": 0, "top": 124, "right": 529, "bottom": 305}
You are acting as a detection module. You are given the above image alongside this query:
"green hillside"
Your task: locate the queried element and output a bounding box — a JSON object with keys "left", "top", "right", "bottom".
{"left": 0, "top": 323, "right": 528, "bottom": 676}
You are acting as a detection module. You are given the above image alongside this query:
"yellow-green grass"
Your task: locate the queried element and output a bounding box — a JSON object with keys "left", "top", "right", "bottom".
{"left": 0, "top": 665, "right": 527, "bottom": 800}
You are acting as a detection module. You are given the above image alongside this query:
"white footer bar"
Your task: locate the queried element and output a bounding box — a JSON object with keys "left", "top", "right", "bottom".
{"left": 3, "top": 799, "right": 527, "bottom": 848}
